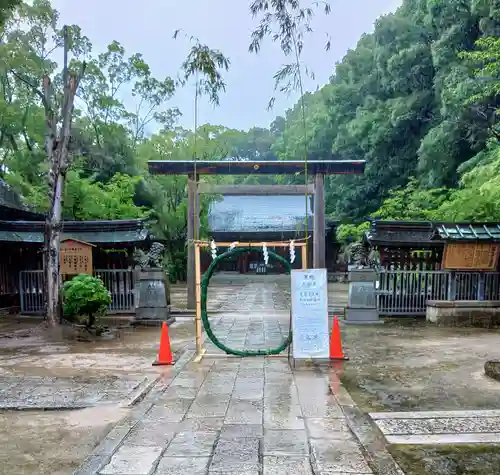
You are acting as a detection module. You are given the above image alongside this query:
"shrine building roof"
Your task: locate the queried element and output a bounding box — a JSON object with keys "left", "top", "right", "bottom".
{"left": 364, "top": 220, "right": 442, "bottom": 247}
{"left": 432, "top": 223, "right": 500, "bottom": 242}
{"left": 0, "top": 219, "right": 151, "bottom": 244}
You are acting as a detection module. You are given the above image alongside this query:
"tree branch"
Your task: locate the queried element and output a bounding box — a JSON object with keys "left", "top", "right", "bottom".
{"left": 10, "top": 70, "right": 53, "bottom": 113}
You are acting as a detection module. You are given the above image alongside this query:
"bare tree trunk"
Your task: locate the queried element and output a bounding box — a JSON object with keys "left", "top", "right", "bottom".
{"left": 45, "top": 171, "right": 65, "bottom": 326}
{"left": 42, "top": 26, "right": 85, "bottom": 327}
{"left": 9, "top": 27, "right": 84, "bottom": 327}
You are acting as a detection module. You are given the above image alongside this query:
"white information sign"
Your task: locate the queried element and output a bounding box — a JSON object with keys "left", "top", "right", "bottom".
{"left": 291, "top": 268, "right": 329, "bottom": 359}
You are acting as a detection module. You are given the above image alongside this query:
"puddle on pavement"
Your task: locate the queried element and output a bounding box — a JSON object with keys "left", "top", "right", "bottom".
{"left": 339, "top": 321, "right": 500, "bottom": 412}
{"left": 0, "top": 318, "right": 196, "bottom": 474}
{"left": 0, "top": 405, "right": 129, "bottom": 475}
{"left": 0, "top": 318, "right": 196, "bottom": 378}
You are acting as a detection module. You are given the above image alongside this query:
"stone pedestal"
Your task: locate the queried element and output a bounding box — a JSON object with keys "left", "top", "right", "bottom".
{"left": 133, "top": 268, "right": 175, "bottom": 326}
{"left": 344, "top": 268, "right": 381, "bottom": 325}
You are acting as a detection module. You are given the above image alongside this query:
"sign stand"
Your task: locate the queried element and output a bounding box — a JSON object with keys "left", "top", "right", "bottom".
{"left": 291, "top": 268, "right": 330, "bottom": 364}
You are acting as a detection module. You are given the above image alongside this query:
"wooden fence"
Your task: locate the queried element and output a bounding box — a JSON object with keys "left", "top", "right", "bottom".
{"left": 19, "top": 269, "right": 136, "bottom": 315}
{"left": 377, "top": 270, "right": 500, "bottom": 316}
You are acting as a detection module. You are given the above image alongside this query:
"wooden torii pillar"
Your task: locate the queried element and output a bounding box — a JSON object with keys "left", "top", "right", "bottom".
{"left": 147, "top": 159, "right": 366, "bottom": 310}
{"left": 313, "top": 173, "right": 325, "bottom": 269}
{"left": 186, "top": 174, "right": 199, "bottom": 310}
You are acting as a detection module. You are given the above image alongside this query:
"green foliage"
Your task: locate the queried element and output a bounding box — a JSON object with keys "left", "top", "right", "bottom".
{"left": 0, "top": 0, "right": 20, "bottom": 26}
{"left": 373, "top": 178, "right": 449, "bottom": 221}
{"left": 174, "top": 31, "right": 230, "bottom": 106}
{"left": 432, "top": 144, "right": 500, "bottom": 221}
{"left": 2, "top": 0, "right": 500, "bottom": 281}
{"left": 336, "top": 222, "right": 369, "bottom": 245}
{"left": 62, "top": 274, "right": 111, "bottom": 327}
{"left": 266, "top": 1, "right": 500, "bottom": 221}
{"left": 64, "top": 173, "right": 148, "bottom": 220}
{"left": 461, "top": 36, "right": 500, "bottom": 99}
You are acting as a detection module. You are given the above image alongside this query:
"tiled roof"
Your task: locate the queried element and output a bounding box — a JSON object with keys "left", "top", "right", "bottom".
{"left": 208, "top": 195, "right": 314, "bottom": 233}
{"left": 433, "top": 223, "right": 500, "bottom": 242}
{"left": 0, "top": 179, "right": 44, "bottom": 220}
{"left": 364, "top": 220, "right": 439, "bottom": 246}
{"left": 0, "top": 179, "right": 26, "bottom": 210}
{"left": 0, "top": 219, "right": 150, "bottom": 243}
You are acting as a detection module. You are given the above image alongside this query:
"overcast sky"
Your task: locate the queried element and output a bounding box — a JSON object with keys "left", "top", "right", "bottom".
{"left": 51, "top": 0, "right": 402, "bottom": 131}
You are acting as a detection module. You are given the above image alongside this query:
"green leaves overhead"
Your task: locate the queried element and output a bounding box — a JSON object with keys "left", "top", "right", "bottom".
{"left": 248, "top": 0, "right": 330, "bottom": 110}
{"left": 2, "top": 0, "right": 500, "bottom": 261}
{"left": 271, "top": 0, "right": 500, "bottom": 230}
{"left": 173, "top": 30, "right": 230, "bottom": 106}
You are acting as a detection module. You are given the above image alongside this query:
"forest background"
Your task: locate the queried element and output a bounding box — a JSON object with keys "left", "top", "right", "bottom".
{"left": 0, "top": 0, "right": 499, "bottom": 280}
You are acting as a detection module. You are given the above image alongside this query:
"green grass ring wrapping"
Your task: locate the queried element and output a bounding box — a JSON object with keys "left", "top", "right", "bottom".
{"left": 200, "top": 246, "right": 293, "bottom": 356}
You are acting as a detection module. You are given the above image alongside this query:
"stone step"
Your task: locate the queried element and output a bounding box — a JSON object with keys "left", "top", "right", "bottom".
{"left": 370, "top": 410, "right": 500, "bottom": 445}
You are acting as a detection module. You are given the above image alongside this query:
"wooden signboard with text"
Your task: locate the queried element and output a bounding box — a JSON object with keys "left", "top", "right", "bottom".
{"left": 443, "top": 242, "right": 500, "bottom": 271}
{"left": 60, "top": 238, "right": 95, "bottom": 275}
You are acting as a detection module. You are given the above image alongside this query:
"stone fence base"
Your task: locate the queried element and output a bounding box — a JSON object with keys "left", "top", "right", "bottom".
{"left": 427, "top": 300, "right": 500, "bottom": 327}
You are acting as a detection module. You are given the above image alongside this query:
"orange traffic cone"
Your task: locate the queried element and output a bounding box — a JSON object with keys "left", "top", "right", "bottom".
{"left": 152, "top": 322, "right": 174, "bottom": 366}
{"left": 330, "top": 316, "right": 349, "bottom": 361}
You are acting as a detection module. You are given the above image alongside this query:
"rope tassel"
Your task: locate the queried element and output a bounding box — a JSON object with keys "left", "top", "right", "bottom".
{"left": 262, "top": 243, "right": 269, "bottom": 265}
{"left": 289, "top": 240, "right": 296, "bottom": 263}
{"left": 210, "top": 240, "right": 217, "bottom": 260}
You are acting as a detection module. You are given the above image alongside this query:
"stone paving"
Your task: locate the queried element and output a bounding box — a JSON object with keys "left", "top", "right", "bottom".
{"left": 204, "top": 282, "right": 290, "bottom": 355}
{"left": 0, "top": 375, "right": 148, "bottom": 409}
{"left": 370, "top": 410, "right": 500, "bottom": 445}
{"left": 76, "top": 280, "right": 380, "bottom": 475}
{"left": 79, "top": 358, "right": 375, "bottom": 475}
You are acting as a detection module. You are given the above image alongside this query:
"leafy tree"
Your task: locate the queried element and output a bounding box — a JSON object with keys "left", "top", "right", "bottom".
{"left": 3, "top": 0, "right": 500, "bottom": 305}
{"left": 460, "top": 36, "right": 500, "bottom": 141}
{"left": 64, "top": 172, "right": 147, "bottom": 220}
{"left": 0, "top": 0, "right": 20, "bottom": 26}
{"left": 432, "top": 144, "right": 500, "bottom": 221}
{"left": 336, "top": 222, "right": 370, "bottom": 245}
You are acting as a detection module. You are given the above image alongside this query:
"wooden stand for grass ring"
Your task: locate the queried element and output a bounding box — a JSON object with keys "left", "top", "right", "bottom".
{"left": 192, "top": 239, "right": 309, "bottom": 363}
{"left": 193, "top": 243, "right": 206, "bottom": 363}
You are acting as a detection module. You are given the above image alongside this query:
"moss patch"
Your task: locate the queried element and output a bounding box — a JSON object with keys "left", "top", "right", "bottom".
{"left": 388, "top": 444, "right": 500, "bottom": 475}
{"left": 485, "top": 360, "right": 500, "bottom": 382}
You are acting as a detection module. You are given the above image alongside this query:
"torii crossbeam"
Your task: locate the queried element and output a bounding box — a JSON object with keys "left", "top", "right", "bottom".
{"left": 148, "top": 158, "right": 366, "bottom": 309}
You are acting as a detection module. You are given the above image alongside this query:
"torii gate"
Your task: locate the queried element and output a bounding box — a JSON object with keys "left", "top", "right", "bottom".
{"left": 148, "top": 158, "right": 366, "bottom": 309}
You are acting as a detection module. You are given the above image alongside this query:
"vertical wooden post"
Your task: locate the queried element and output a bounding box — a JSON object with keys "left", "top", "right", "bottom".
{"left": 195, "top": 179, "right": 200, "bottom": 236}
{"left": 187, "top": 175, "right": 198, "bottom": 309}
{"left": 313, "top": 173, "right": 326, "bottom": 269}
{"left": 301, "top": 245, "right": 308, "bottom": 270}
{"left": 193, "top": 243, "right": 205, "bottom": 362}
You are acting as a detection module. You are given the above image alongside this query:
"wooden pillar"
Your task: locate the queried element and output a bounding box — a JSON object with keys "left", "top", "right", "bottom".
{"left": 194, "top": 243, "right": 202, "bottom": 355}
{"left": 187, "top": 174, "right": 199, "bottom": 310}
{"left": 313, "top": 173, "right": 326, "bottom": 269}
{"left": 301, "top": 245, "right": 308, "bottom": 270}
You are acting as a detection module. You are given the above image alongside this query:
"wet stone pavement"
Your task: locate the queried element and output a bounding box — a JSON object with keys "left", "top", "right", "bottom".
{"left": 0, "top": 375, "right": 147, "bottom": 409}
{"left": 79, "top": 359, "right": 375, "bottom": 475}
{"left": 204, "top": 282, "right": 291, "bottom": 355}
{"left": 76, "top": 281, "right": 378, "bottom": 475}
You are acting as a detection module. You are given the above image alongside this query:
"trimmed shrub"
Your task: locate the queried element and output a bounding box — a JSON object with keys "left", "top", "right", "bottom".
{"left": 62, "top": 274, "right": 111, "bottom": 327}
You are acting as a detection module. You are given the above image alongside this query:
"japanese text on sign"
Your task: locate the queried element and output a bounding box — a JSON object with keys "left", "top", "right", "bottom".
{"left": 60, "top": 239, "right": 94, "bottom": 275}
{"left": 291, "top": 269, "right": 329, "bottom": 360}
